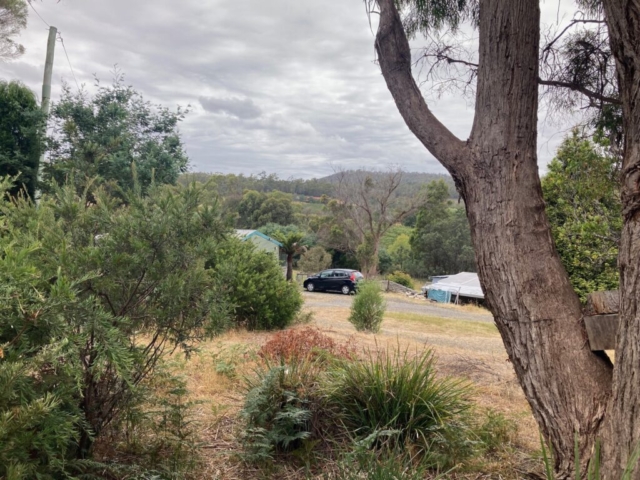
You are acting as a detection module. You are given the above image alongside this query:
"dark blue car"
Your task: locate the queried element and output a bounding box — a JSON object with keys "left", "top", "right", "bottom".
{"left": 303, "top": 269, "right": 364, "bottom": 295}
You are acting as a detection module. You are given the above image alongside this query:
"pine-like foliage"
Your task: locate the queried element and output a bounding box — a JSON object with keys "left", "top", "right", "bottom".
{"left": 348, "top": 281, "right": 386, "bottom": 333}
{"left": 0, "top": 179, "right": 230, "bottom": 475}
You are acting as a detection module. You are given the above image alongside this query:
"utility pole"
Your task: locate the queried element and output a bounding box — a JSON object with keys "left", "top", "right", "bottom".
{"left": 36, "top": 26, "right": 57, "bottom": 201}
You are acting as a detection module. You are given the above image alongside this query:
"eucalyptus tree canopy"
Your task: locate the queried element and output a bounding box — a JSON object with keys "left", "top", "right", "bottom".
{"left": 0, "top": 80, "right": 44, "bottom": 199}
{"left": 0, "top": 0, "right": 27, "bottom": 60}
{"left": 44, "top": 75, "right": 189, "bottom": 197}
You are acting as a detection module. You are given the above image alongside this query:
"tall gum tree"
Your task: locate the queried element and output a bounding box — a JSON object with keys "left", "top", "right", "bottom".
{"left": 600, "top": 0, "right": 640, "bottom": 475}
{"left": 372, "top": 0, "right": 635, "bottom": 476}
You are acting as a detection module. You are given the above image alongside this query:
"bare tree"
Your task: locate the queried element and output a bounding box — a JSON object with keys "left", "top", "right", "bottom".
{"left": 372, "top": 0, "right": 621, "bottom": 477}
{"left": 0, "top": 0, "right": 27, "bottom": 61}
{"left": 327, "top": 168, "right": 425, "bottom": 277}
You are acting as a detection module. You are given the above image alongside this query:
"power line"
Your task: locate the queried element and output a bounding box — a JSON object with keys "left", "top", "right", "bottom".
{"left": 58, "top": 34, "right": 81, "bottom": 91}
{"left": 28, "top": 2, "right": 82, "bottom": 92}
{"left": 28, "top": 1, "right": 51, "bottom": 28}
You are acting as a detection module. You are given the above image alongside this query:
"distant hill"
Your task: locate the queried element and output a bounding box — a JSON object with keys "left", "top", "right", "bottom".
{"left": 319, "top": 170, "right": 449, "bottom": 185}
{"left": 318, "top": 170, "right": 457, "bottom": 199}
{"left": 179, "top": 170, "right": 457, "bottom": 199}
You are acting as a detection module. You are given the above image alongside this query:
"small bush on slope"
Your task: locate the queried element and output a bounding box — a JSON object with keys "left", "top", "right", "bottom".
{"left": 259, "top": 327, "right": 356, "bottom": 363}
{"left": 387, "top": 271, "right": 414, "bottom": 289}
{"left": 348, "top": 281, "right": 386, "bottom": 333}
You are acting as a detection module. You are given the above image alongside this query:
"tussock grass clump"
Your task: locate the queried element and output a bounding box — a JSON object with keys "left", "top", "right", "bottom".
{"left": 348, "top": 281, "right": 386, "bottom": 333}
{"left": 326, "top": 347, "right": 472, "bottom": 466}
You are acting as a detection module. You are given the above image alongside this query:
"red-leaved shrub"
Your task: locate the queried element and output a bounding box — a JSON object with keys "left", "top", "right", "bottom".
{"left": 259, "top": 327, "right": 356, "bottom": 362}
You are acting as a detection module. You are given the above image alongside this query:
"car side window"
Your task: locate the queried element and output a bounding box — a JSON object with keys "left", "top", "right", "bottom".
{"left": 335, "top": 271, "right": 347, "bottom": 278}
{"left": 320, "top": 270, "right": 332, "bottom": 278}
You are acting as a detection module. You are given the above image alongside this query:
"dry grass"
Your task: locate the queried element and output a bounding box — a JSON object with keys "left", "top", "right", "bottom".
{"left": 384, "top": 292, "right": 491, "bottom": 315}
{"left": 142, "top": 302, "right": 540, "bottom": 479}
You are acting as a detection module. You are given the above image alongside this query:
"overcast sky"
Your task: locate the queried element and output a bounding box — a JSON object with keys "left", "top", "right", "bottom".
{"left": 0, "top": 0, "right": 579, "bottom": 179}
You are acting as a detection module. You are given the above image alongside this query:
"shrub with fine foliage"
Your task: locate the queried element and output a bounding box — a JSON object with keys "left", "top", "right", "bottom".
{"left": 211, "top": 239, "right": 303, "bottom": 330}
{"left": 348, "top": 281, "right": 386, "bottom": 333}
{"left": 241, "top": 359, "right": 317, "bottom": 462}
{"left": 0, "top": 180, "right": 230, "bottom": 475}
{"left": 387, "top": 271, "right": 414, "bottom": 289}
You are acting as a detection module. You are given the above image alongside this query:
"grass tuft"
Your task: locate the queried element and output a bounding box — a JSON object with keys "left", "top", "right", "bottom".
{"left": 325, "top": 346, "right": 472, "bottom": 465}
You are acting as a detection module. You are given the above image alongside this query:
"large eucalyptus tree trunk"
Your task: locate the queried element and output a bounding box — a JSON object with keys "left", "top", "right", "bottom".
{"left": 374, "top": 0, "right": 614, "bottom": 476}
{"left": 600, "top": 1, "right": 640, "bottom": 476}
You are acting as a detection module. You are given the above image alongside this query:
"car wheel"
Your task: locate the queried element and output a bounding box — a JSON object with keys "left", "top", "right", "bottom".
{"left": 307, "top": 283, "right": 315, "bottom": 292}
{"left": 341, "top": 285, "right": 351, "bottom": 295}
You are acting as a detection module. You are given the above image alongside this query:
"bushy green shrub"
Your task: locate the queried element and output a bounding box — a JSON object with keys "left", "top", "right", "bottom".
{"left": 387, "top": 271, "right": 414, "bottom": 289}
{"left": 211, "top": 239, "right": 303, "bottom": 330}
{"left": 241, "top": 329, "right": 358, "bottom": 463}
{"left": 241, "top": 359, "right": 317, "bottom": 462}
{"left": 0, "top": 179, "right": 230, "bottom": 474}
{"left": 348, "top": 281, "right": 386, "bottom": 333}
{"left": 326, "top": 347, "right": 471, "bottom": 463}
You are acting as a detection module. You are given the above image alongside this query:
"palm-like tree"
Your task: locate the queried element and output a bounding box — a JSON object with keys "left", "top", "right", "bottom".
{"left": 275, "top": 231, "right": 307, "bottom": 281}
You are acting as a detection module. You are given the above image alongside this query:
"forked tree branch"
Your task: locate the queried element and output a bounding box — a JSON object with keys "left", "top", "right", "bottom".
{"left": 374, "top": 0, "right": 468, "bottom": 173}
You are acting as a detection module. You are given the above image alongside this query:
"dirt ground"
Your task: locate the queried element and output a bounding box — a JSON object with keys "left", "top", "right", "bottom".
{"left": 173, "top": 292, "right": 540, "bottom": 479}
{"left": 303, "top": 291, "right": 494, "bottom": 322}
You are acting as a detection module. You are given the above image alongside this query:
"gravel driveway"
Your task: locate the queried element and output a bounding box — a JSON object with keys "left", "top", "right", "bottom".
{"left": 302, "top": 291, "right": 494, "bottom": 323}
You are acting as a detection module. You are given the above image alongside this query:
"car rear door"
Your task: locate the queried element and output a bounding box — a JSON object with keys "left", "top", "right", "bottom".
{"left": 333, "top": 270, "right": 349, "bottom": 290}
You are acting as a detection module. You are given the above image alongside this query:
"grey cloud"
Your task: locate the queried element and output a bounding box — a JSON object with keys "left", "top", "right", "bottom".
{"left": 0, "top": 0, "right": 578, "bottom": 178}
{"left": 199, "top": 96, "right": 262, "bottom": 119}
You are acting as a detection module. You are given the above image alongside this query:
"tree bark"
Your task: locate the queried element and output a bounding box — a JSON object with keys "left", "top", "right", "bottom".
{"left": 600, "top": 1, "right": 640, "bottom": 476}
{"left": 286, "top": 254, "right": 294, "bottom": 281}
{"left": 375, "top": 0, "right": 613, "bottom": 476}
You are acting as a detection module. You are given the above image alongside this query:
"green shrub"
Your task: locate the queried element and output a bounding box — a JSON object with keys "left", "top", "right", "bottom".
{"left": 241, "top": 358, "right": 319, "bottom": 462}
{"left": 241, "top": 329, "right": 357, "bottom": 464}
{"left": 0, "top": 179, "right": 230, "bottom": 473}
{"left": 325, "top": 347, "right": 471, "bottom": 463}
{"left": 387, "top": 271, "right": 414, "bottom": 289}
{"left": 348, "top": 281, "right": 386, "bottom": 333}
{"left": 211, "top": 239, "right": 303, "bottom": 330}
